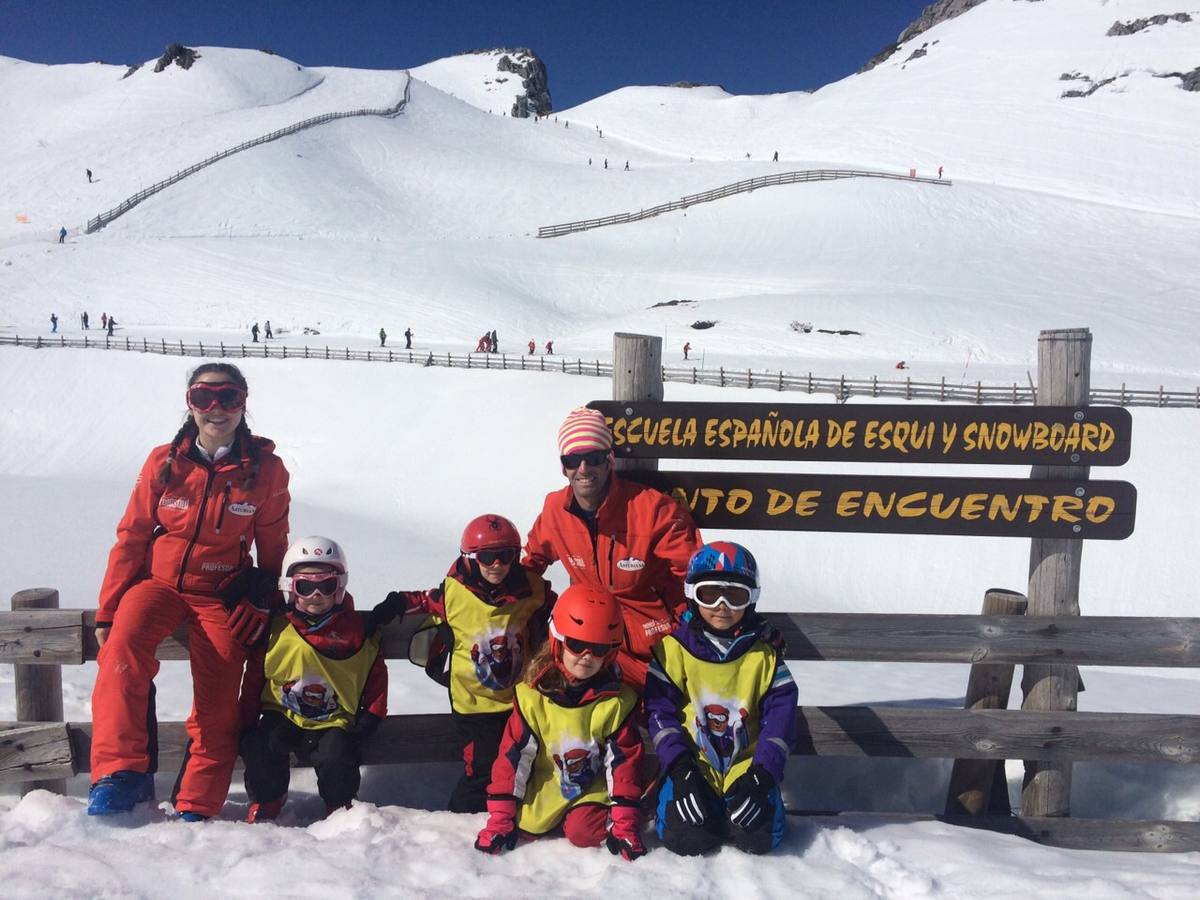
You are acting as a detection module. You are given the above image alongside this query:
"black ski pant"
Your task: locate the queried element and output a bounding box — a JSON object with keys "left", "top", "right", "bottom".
{"left": 449, "top": 709, "right": 510, "bottom": 813}
{"left": 242, "top": 711, "right": 361, "bottom": 808}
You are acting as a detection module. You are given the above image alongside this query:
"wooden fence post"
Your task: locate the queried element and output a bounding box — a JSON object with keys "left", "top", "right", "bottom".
{"left": 612, "top": 333, "right": 662, "bottom": 473}
{"left": 12, "top": 588, "right": 67, "bottom": 796}
{"left": 945, "top": 588, "right": 1028, "bottom": 815}
{"left": 1021, "top": 327, "right": 1091, "bottom": 818}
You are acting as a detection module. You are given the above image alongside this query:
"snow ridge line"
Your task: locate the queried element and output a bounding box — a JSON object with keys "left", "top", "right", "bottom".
{"left": 4, "top": 334, "right": 1197, "bottom": 408}
{"left": 84, "top": 72, "right": 412, "bottom": 234}
{"left": 536, "top": 168, "right": 950, "bottom": 238}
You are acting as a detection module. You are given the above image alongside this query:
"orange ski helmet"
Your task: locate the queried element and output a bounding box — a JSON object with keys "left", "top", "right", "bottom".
{"left": 550, "top": 585, "right": 624, "bottom": 664}
{"left": 460, "top": 514, "right": 521, "bottom": 554}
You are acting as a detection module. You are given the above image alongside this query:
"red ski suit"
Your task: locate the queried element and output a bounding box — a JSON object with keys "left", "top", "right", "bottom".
{"left": 90, "top": 434, "right": 290, "bottom": 817}
{"left": 523, "top": 471, "right": 701, "bottom": 688}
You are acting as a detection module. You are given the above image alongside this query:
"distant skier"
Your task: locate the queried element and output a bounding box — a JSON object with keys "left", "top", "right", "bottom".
{"left": 772, "top": 151, "right": 779, "bottom": 162}
{"left": 107, "top": 316, "right": 116, "bottom": 337}
{"left": 86, "top": 168, "right": 93, "bottom": 183}
{"left": 82, "top": 311, "right": 89, "bottom": 330}
{"left": 264, "top": 320, "right": 273, "bottom": 340}
{"left": 490, "top": 330, "right": 498, "bottom": 354}
{"left": 528, "top": 339, "right": 536, "bottom": 356}
{"left": 404, "top": 327, "right": 413, "bottom": 349}
{"left": 50, "top": 313, "right": 58, "bottom": 333}
{"left": 938, "top": 165, "right": 944, "bottom": 179}
{"left": 379, "top": 327, "right": 387, "bottom": 347}
{"left": 59, "top": 226, "right": 67, "bottom": 244}
{"left": 683, "top": 341, "right": 691, "bottom": 361}
{"left": 604, "top": 158, "right": 608, "bottom": 169}
{"left": 101, "top": 312, "right": 108, "bottom": 330}
{"left": 251, "top": 322, "right": 260, "bottom": 343}
{"left": 476, "top": 334, "right": 490, "bottom": 353}
{"left": 544, "top": 340, "right": 554, "bottom": 355}
{"left": 896, "top": 360, "right": 908, "bottom": 370}
{"left": 624, "top": 161, "right": 629, "bottom": 171}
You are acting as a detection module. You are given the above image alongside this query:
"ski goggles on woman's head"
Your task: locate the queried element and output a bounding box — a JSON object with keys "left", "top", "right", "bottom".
{"left": 280, "top": 571, "right": 344, "bottom": 598}
{"left": 560, "top": 449, "right": 609, "bottom": 470}
{"left": 186, "top": 382, "right": 247, "bottom": 412}
{"left": 691, "top": 580, "right": 757, "bottom": 610}
{"left": 464, "top": 548, "right": 518, "bottom": 566}
{"left": 562, "top": 636, "right": 615, "bottom": 657}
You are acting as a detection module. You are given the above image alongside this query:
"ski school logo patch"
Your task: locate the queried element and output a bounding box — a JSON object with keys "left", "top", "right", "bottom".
{"left": 227, "top": 501, "right": 257, "bottom": 517}
{"left": 566, "top": 555, "right": 587, "bottom": 568}
{"left": 159, "top": 495, "right": 189, "bottom": 511}
{"left": 616, "top": 557, "right": 645, "bottom": 572}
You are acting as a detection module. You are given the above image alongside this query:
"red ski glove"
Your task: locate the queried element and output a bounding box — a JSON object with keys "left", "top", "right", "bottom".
{"left": 606, "top": 802, "right": 646, "bottom": 861}
{"left": 474, "top": 798, "right": 519, "bottom": 855}
{"left": 227, "top": 598, "right": 269, "bottom": 648}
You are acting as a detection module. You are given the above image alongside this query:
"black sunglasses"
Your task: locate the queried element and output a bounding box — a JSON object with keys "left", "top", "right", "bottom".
{"left": 560, "top": 449, "right": 609, "bottom": 469}
{"left": 294, "top": 575, "right": 339, "bottom": 597}
{"left": 467, "top": 548, "right": 518, "bottom": 566}
{"left": 563, "top": 636, "right": 613, "bottom": 657}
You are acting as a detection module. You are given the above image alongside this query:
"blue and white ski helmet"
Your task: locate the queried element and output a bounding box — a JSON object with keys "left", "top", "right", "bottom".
{"left": 684, "top": 541, "right": 760, "bottom": 603}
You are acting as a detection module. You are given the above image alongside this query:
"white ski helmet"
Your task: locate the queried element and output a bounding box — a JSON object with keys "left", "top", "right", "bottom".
{"left": 278, "top": 535, "right": 348, "bottom": 603}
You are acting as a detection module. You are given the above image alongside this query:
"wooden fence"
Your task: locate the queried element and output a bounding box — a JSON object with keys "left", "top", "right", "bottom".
{"left": 3, "top": 597, "right": 1199, "bottom": 851}
{"left": 84, "top": 74, "right": 411, "bottom": 234}
{"left": 2, "top": 333, "right": 1196, "bottom": 409}
{"left": 537, "top": 168, "right": 950, "bottom": 238}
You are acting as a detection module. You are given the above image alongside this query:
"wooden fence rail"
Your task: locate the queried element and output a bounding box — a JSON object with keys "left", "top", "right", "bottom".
{"left": 537, "top": 168, "right": 950, "bottom": 238}
{"left": 3, "top": 335, "right": 1196, "bottom": 408}
{"left": 84, "top": 74, "right": 410, "bottom": 233}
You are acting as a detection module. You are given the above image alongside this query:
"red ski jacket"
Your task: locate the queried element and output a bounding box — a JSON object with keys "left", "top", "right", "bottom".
{"left": 523, "top": 471, "right": 701, "bottom": 686}
{"left": 97, "top": 434, "right": 290, "bottom": 626}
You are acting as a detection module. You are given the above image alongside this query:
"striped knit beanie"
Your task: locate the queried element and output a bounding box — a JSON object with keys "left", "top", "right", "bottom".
{"left": 557, "top": 407, "right": 613, "bottom": 456}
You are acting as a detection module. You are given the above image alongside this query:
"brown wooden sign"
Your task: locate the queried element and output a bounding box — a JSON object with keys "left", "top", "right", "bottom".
{"left": 589, "top": 401, "right": 1132, "bottom": 466}
{"left": 623, "top": 471, "right": 1137, "bottom": 539}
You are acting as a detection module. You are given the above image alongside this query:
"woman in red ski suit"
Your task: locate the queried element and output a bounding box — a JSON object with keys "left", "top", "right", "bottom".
{"left": 88, "top": 362, "right": 290, "bottom": 820}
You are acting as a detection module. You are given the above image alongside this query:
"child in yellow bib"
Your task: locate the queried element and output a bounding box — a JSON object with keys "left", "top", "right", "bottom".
{"left": 646, "top": 541, "right": 797, "bottom": 855}
{"left": 383, "top": 514, "right": 554, "bottom": 812}
{"left": 238, "top": 536, "right": 388, "bottom": 822}
{"left": 475, "top": 586, "right": 647, "bottom": 861}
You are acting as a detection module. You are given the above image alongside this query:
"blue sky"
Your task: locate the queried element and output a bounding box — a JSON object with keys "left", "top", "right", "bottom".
{"left": 4, "top": 1, "right": 932, "bottom": 109}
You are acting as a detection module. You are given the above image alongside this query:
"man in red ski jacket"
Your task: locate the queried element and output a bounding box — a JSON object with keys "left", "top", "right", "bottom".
{"left": 523, "top": 407, "right": 701, "bottom": 689}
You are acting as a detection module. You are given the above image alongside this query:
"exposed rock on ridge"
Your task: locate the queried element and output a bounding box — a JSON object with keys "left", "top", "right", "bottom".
{"left": 153, "top": 43, "right": 200, "bottom": 73}
{"left": 1107, "top": 12, "right": 1192, "bottom": 36}
{"left": 860, "top": 0, "right": 992, "bottom": 72}
{"left": 458, "top": 48, "right": 552, "bottom": 117}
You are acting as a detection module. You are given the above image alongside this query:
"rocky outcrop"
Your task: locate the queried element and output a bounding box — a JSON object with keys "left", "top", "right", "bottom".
{"left": 153, "top": 43, "right": 200, "bottom": 73}
{"left": 495, "top": 49, "right": 552, "bottom": 117}
{"left": 122, "top": 64, "right": 142, "bottom": 80}
{"left": 860, "top": 0, "right": 991, "bottom": 72}
{"left": 1181, "top": 66, "right": 1200, "bottom": 91}
{"left": 1107, "top": 13, "right": 1191, "bottom": 36}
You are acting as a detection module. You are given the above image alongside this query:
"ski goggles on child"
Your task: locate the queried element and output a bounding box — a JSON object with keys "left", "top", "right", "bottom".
{"left": 562, "top": 636, "right": 616, "bottom": 658}
{"left": 464, "top": 548, "right": 518, "bottom": 566}
{"left": 279, "top": 572, "right": 345, "bottom": 598}
{"left": 690, "top": 580, "right": 758, "bottom": 610}
{"left": 186, "top": 382, "right": 247, "bottom": 412}
{"left": 560, "top": 449, "right": 610, "bottom": 469}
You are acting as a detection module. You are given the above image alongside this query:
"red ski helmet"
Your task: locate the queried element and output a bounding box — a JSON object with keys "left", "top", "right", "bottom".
{"left": 460, "top": 514, "right": 521, "bottom": 554}
{"left": 550, "top": 585, "right": 624, "bottom": 665}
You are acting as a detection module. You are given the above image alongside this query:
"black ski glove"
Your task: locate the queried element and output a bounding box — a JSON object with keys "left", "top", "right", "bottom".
{"left": 667, "top": 757, "right": 712, "bottom": 827}
{"left": 725, "top": 764, "right": 775, "bottom": 831}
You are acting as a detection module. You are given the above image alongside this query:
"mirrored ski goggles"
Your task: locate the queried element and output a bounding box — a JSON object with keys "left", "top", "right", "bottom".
{"left": 464, "top": 548, "right": 519, "bottom": 566}
{"left": 279, "top": 572, "right": 345, "bottom": 598}
{"left": 691, "top": 580, "right": 758, "bottom": 610}
{"left": 560, "top": 449, "right": 610, "bottom": 469}
{"left": 186, "top": 382, "right": 247, "bottom": 412}
{"left": 562, "top": 636, "right": 615, "bottom": 657}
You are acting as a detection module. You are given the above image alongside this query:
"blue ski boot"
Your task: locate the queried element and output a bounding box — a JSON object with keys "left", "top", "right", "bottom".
{"left": 87, "top": 770, "right": 154, "bottom": 815}
{"left": 172, "top": 810, "right": 209, "bottom": 822}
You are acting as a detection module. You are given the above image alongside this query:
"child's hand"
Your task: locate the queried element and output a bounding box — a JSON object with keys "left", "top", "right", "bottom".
{"left": 474, "top": 798, "right": 518, "bottom": 855}
{"left": 606, "top": 803, "right": 646, "bottom": 861}
{"left": 725, "top": 764, "right": 775, "bottom": 831}
{"left": 667, "top": 758, "right": 712, "bottom": 827}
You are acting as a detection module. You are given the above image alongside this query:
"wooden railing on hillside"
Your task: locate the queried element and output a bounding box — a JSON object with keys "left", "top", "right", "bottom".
{"left": 3, "top": 333, "right": 1197, "bottom": 408}
{"left": 4, "top": 595, "right": 1200, "bottom": 851}
{"left": 536, "top": 168, "right": 949, "bottom": 238}
{"left": 84, "top": 73, "right": 411, "bottom": 234}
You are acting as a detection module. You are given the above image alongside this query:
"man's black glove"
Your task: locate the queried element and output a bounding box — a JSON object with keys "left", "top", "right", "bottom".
{"left": 347, "top": 711, "right": 382, "bottom": 745}
{"left": 219, "top": 567, "right": 277, "bottom": 648}
{"left": 667, "top": 757, "right": 712, "bottom": 827}
{"left": 725, "top": 764, "right": 775, "bottom": 831}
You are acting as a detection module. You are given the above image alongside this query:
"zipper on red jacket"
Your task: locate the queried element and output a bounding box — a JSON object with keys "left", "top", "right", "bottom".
{"left": 177, "top": 465, "right": 216, "bottom": 592}
{"left": 214, "top": 481, "right": 232, "bottom": 534}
